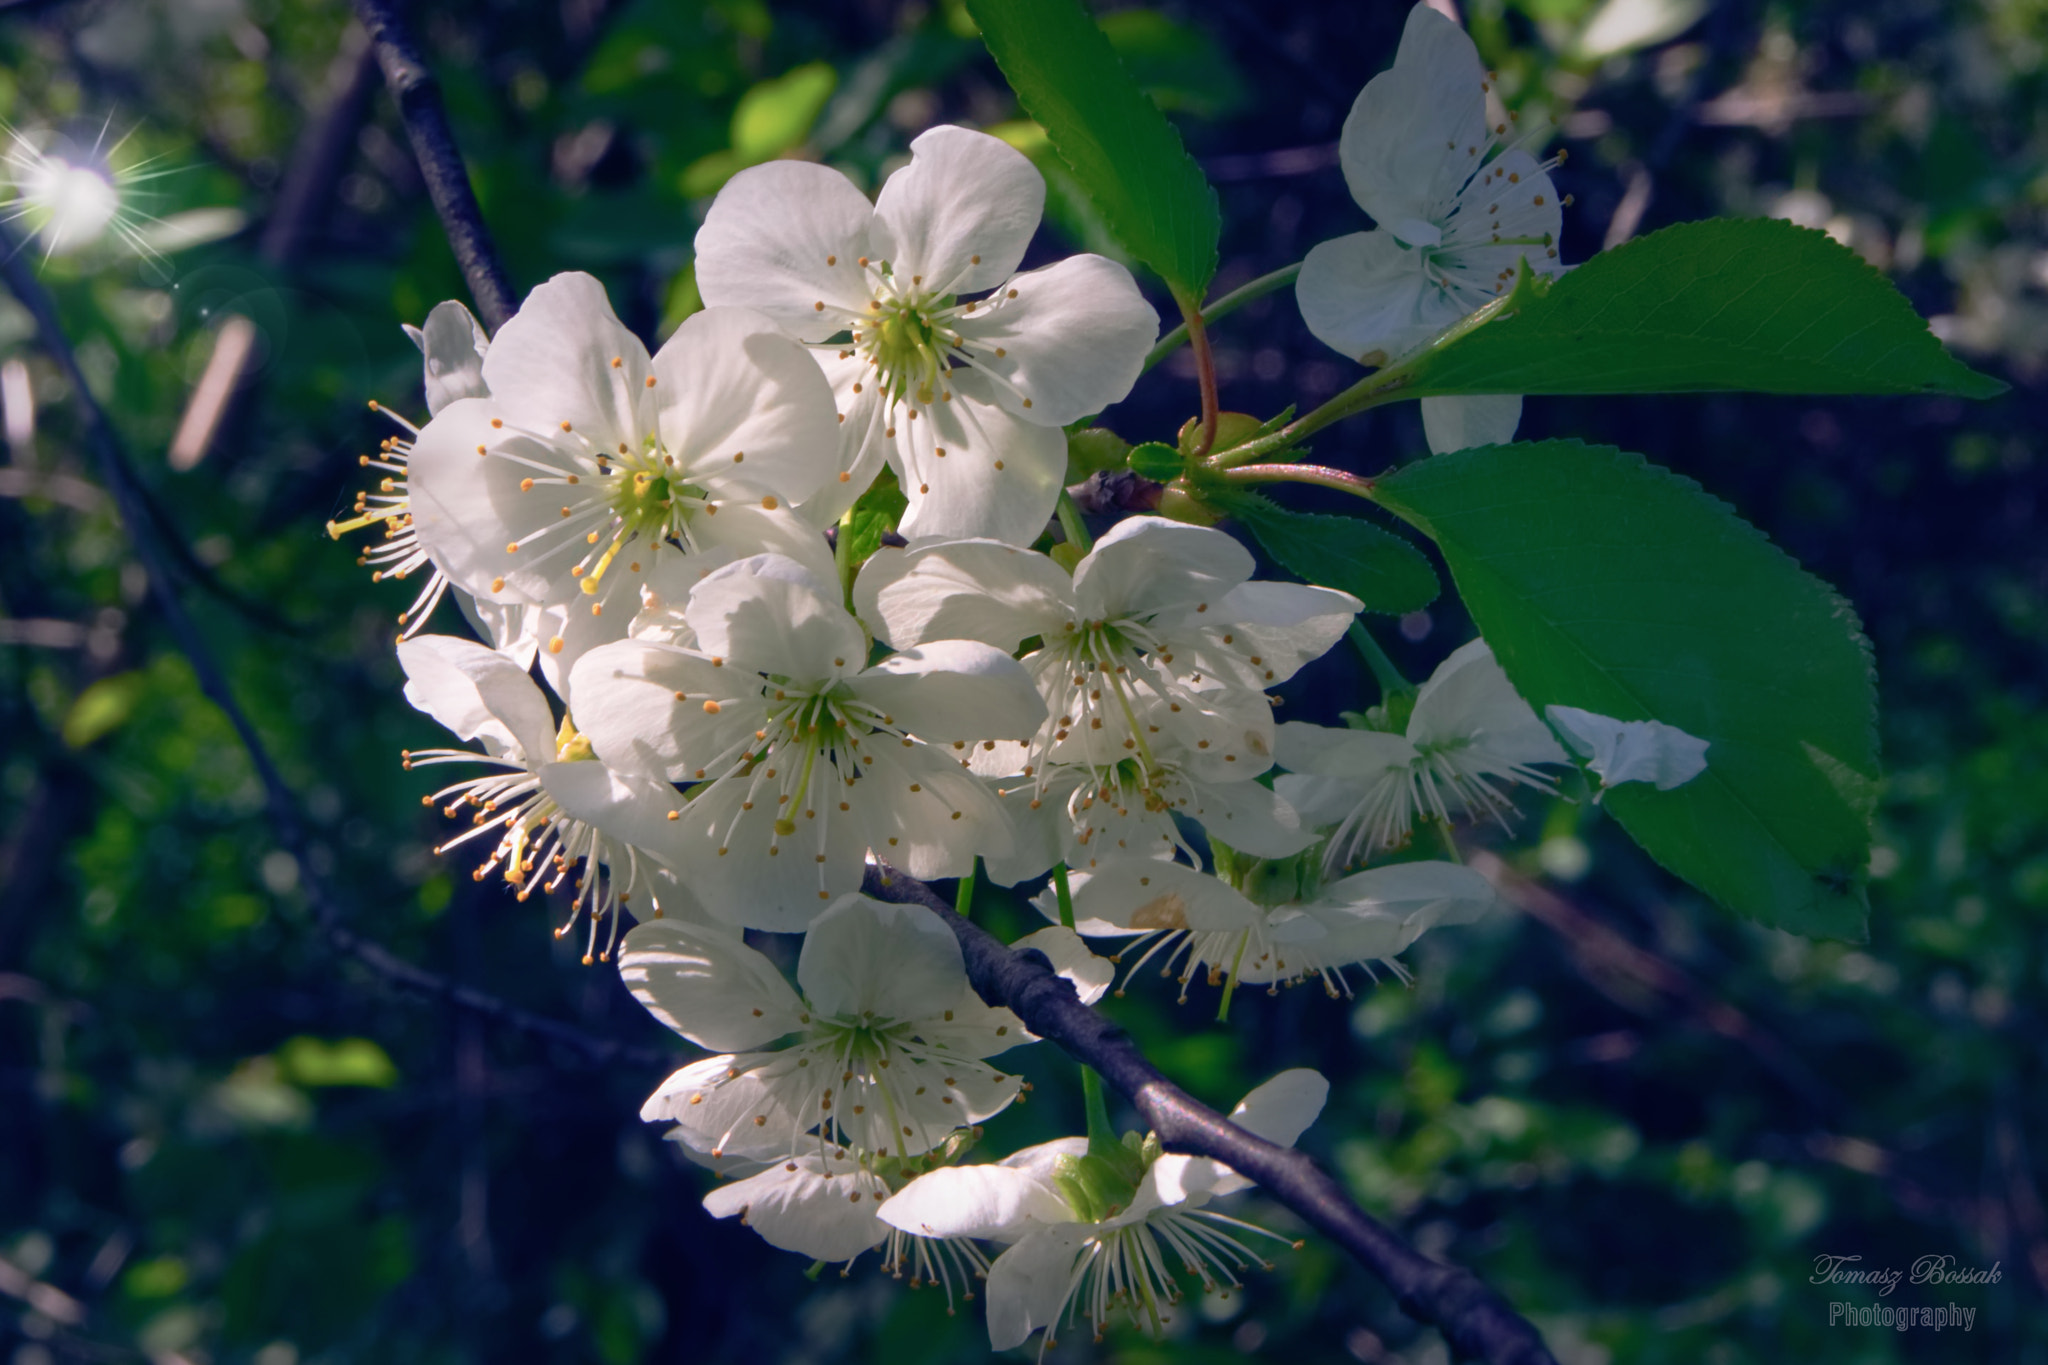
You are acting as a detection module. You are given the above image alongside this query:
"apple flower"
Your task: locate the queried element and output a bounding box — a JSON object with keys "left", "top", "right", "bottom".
{"left": 570, "top": 554, "right": 1044, "bottom": 931}
{"left": 395, "top": 634, "right": 695, "bottom": 959}
{"left": 404, "top": 273, "right": 844, "bottom": 680}
{"left": 1296, "top": 3, "right": 1566, "bottom": 453}
{"left": 1276, "top": 638, "right": 1569, "bottom": 871}
{"left": 1044, "top": 856, "right": 1495, "bottom": 1005}
{"left": 877, "top": 1070, "right": 1327, "bottom": 1350}
{"left": 618, "top": 895, "right": 1030, "bottom": 1161}
{"left": 695, "top": 125, "right": 1159, "bottom": 544}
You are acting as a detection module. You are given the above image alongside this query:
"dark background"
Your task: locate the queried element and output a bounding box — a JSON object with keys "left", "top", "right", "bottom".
{"left": 1, "top": 0, "right": 2043, "bottom": 1361}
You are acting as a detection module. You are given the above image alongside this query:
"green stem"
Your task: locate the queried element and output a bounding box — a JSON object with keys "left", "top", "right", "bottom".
{"left": 833, "top": 505, "right": 857, "bottom": 602}
{"left": 1184, "top": 301, "right": 1220, "bottom": 458}
{"left": 1055, "top": 491, "right": 1094, "bottom": 555}
{"left": 1081, "top": 1064, "right": 1115, "bottom": 1146}
{"left": 1218, "top": 462, "right": 1379, "bottom": 500}
{"left": 1435, "top": 818, "right": 1465, "bottom": 865}
{"left": 1142, "top": 263, "right": 1302, "bottom": 375}
{"left": 1348, "top": 620, "right": 1413, "bottom": 699}
{"left": 954, "top": 859, "right": 978, "bottom": 917}
{"left": 1052, "top": 862, "right": 1077, "bottom": 930}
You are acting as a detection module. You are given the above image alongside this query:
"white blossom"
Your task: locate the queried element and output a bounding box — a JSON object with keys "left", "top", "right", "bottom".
{"left": 405, "top": 273, "right": 844, "bottom": 680}
{"left": 619, "top": 895, "right": 1027, "bottom": 1161}
{"left": 878, "top": 1070, "right": 1327, "bottom": 1350}
{"left": 1276, "top": 638, "right": 1568, "bottom": 870}
{"left": 1295, "top": 4, "right": 1566, "bottom": 452}
{"left": 1047, "top": 857, "right": 1495, "bottom": 1003}
{"left": 396, "top": 634, "right": 695, "bottom": 959}
{"left": 695, "top": 125, "right": 1159, "bottom": 544}
{"left": 570, "top": 553, "right": 1044, "bottom": 930}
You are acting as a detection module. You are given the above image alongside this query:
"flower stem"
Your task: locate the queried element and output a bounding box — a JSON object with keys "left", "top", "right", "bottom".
{"left": 954, "top": 859, "right": 978, "bottom": 917}
{"left": 1142, "top": 263, "right": 1302, "bottom": 375}
{"left": 1435, "top": 818, "right": 1464, "bottom": 865}
{"left": 1184, "top": 302, "right": 1221, "bottom": 458}
{"left": 1347, "top": 620, "right": 1413, "bottom": 699}
{"left": 834, "top": 505, "right": 857, "bottom": 603}
{"left": 1052, "top": 862, "right": 1077, "bottom": 930}
{"left": 1082, "top": 1063, "right": 1115, "bottom": 1146}
{"left": 1056, "top": 490, "right": 1094, "bottom": 555}
{"left": 1219, "top": 462, "right": 1378, "bottom": 500}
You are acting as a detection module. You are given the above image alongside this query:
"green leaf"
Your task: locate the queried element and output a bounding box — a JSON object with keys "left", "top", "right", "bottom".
{"left": 63, "top": 672, "right": 145, "bottom": 748}
{"left": 1128, "top": 441, "right": 1182, "bottom": 481}
{"left": 966, "top": 0, "right": 1219, "bottom": 304}
{"left": 1388, "top": 218, "right": 2004, "bottom": 400}
{"left": 1223, "top": 493, "right": 1439, "bottom": 616}
{"left": 1371, "top": 440, "right": 1876, "bottom": 939}
{"left": 276, "top": 1036, "right": 400, "bottom": 1089}
{"left": 843, "top": 474, "right": 910, "bottom": 572}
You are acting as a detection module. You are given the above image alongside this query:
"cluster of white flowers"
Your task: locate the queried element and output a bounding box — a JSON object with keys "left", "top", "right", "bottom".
{"left": 334, "top": 10, "right": 1712, "bottom": 1348}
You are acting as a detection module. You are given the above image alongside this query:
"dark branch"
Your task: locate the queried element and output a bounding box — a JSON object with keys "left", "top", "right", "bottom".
{"left": 863, "top": 866, "right": 1560, "bottom": 1365}
{"left": 0, "top": 226, "right": 658, "bottom": 1069}
{"left": 348, "top": 0, "right": 518, "bottom": 332}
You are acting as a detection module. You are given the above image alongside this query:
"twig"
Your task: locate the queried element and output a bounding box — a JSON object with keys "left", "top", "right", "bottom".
{"left": 349, "top": 0, "right": 518, "bottom": 332}
{"left": 0, "top": 224, "right": 659, "bottom": 1069}
{"left": 863, "top": 865, "right": 1560, "bottom": 1365}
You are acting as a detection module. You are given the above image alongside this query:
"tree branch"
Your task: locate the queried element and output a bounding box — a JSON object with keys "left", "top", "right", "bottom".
{"left": 863, "top": 866, "right": 1560, "bottom": 1365}
{"left": 0, "top": 226, "right": 658, "bottom": 1069}
{"left": 348, "top": 0, "right": 518, "bottom": 332}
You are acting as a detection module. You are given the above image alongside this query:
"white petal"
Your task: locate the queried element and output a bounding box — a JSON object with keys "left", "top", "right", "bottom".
{"left": 1315, "top": 860, "right": 1497, "bottom": 962}
{"left": 1195, "top": 580, "right": 1361, "bottom": 685}
{"left": 1273, "top": 772, "right": 1369, "bottom": 830}
{"left": 617, "top": 919, "right": 806, "bottom": 1051}
{"left": 682, "top": 553, "right": 866, "bottom": 684}
{"left": 1274, "top": 720, "right": 1417, "bottom": 779}
{"left": 797, "top": 894, "right": 966, "bottom": 1023}
{"left": 872, "top": 126, "right": 1044, "bottom": 296}
{"left": 405, "top": 398, "right": 564, "bottom": 604}
{"left": 854, "top": 538, "right": 1074, "bottom": 651}
{"left": 654, "top": 306, "right": 842, "bottom": 507}
{"left": 1339, "top": 5, "right": 1489, "bottom": 227}
{"left": 536, "top": 758, "right": 686, "bottom": 871}
{"left": 878, "top": 1164, "right": 1071, "bottom": 1242}
{"left": 407, "top": 299, "right": 490, "bottom": 416}
{"left": 862, "top": 746, "right": 1015, "bottom": 881}
{"left": 644, "top": 1056, "right": 808, "bottom": 1159}
{"left": 1296, "top": 229, "right": 1459, "bottom": 363}
{"left": 891, "top": 384, "right": 1065, "bottom": 546}
{"left": 794, "top": 353, "right": 890, "bottom": 528}
{"left": 702, "top": 1158, "right": 891, "bottom": 1262}
{"left": 1229, "top": 1068, "right": 1329, "bottom": 1148}
{"left": 1063, "top": 859, "right": 1261, "bottom": 936}
{"left": 1072, "top": 516, "right": 1255, "bottom": 622}
{"left": 1422, "top": 394, "right": 1523, "bottom": 454}
{"left": 669, "top": 777, "right": 869, "bottom": 932}
{"left": 1545, "top": 705, "right": 1711, "bottom": 790}
{"left": 954, "top": 254, "right": 1157, "bottom": 424}
{"left": 1130, "top": 1151, "right": 1237, "bottom": 1215}
{"left": 479, "top": 272, "right": 652, "bottom": 452}
{"left": 983, "top": 1227, "right": 1092, "bottom": 1351}
{"left": 1010, "top": 926, "right": 1114, "bottom": 1006}
{"left": 525, "top": 571, "right": 641, "bottom": 702}
{"left": 1412, "top": 638, "right": 1569, "bottom": 769}
{"left": 1185, "top": 777, "right": 1317, "bottom": 858}
{"left": 694, "top": 159, "right": 877, "bottom": 339}
{"left": 397, "top": 633, "right": 557, "bottom": 763}
{"left": 686, "top": 496, "right": 840, "bottom": 589}
{"left": 568, "top": 638, "right": 759, "bottom": 781}
{"left": 850, "top": 641, "right": 1046, "bottom": 743}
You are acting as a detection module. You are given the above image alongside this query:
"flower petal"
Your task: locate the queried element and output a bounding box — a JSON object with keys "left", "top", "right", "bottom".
{"left": 797, "top": 894, "right": 966, "bottom": 1023}
{"left": 694, "top": 159, "right": 877, "bottom": 340}
{"left": 405, "top": 299, "right": 489, "bottom": 416}
{"left": 1412, "top": 638, "right": 1568, "bottom": 769}
{"left": 891, "top": 383, "right": 1066, "bottom": 546}
{"left": 1339, "top": 5, "right": 1490, "bottom": 227}
{"left": 479, "top": 272, "right": 652, "bottom": 452}
{"left": 1185, "top": 776, "right": 1317, "bottom": 858}
{"left": 655, "top": 306, "right": 842, "bottom": 507}
{"left": 1545, "top": 705, "right": 1711, "bottom": 790}
{"left": 642, "top": 1055, "right": 808, "bottom": 1159}
{"left": 669, "top": 778, "right": 870, "bottom": 933}
{"left": 617, "top": 919, "right": 806, "bottom": 1051}
{"left": 569, "top": 638, "right": 759, "bottom": 782}
{"left": 850, "top": 640, "right": 1046, "bottom": 743}
{"left": 983, "top": 1227, "right": 1092, "bottom": 1351}
{"left": 1072, "top": 516, "right": 1255, "bottom": 622}
{"left": 1274, "top": 720, "right": 1417, "bottom": 779}
{"left": 1229, "top": 1068, "right": 1329, "bottom": 1148}
{"left": 872, "top": 125, "right": 1043, "bottom": 296}
{"left": 406, "top": 398, "right": 568, "bottom": 604}
{"left": 1061, "top": 859, "right": 1261, "bottom": 936}
{"left": 702, "top": 1157, "right": 891, "bottom": 1262}
{"left": 1296, "top": 228, "right": 1456, "bottom": 363}
{"left": 1422, "top": 394, "right": 1523, "bottom": 454}
{"left": 854, "top": 537, "right": 1074, "bottom": 652}
{"left": 861, "top": 746, "right": 1014, "bottom": 881}
{"left": 1010, "top": 926, "right": 1114, "bottom": 1006}
{"left": 1317, "top": 859, "right": 1498, "bottom": 955}
{"left": 687, "top": 496, "right": 840, "bottom": 590}
{"left": 536, "top": 758, "right": 688, "bottom": 879}
{"left": 878, "top": 1163, "right": 1071, "bottom": 1242}
{"left": 397, "top": 633, "right": 557, "bottom": 763}
{"left": 682, "top": 553, "right": 866, "bottom": 684}
{"left": 954, "top": 254, "right": 1157, "bottom": 424}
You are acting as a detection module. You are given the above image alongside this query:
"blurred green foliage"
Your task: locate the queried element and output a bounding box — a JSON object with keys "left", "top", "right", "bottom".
{"left": 1, "top": 1, "right": 2044, "bottom": 1363}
